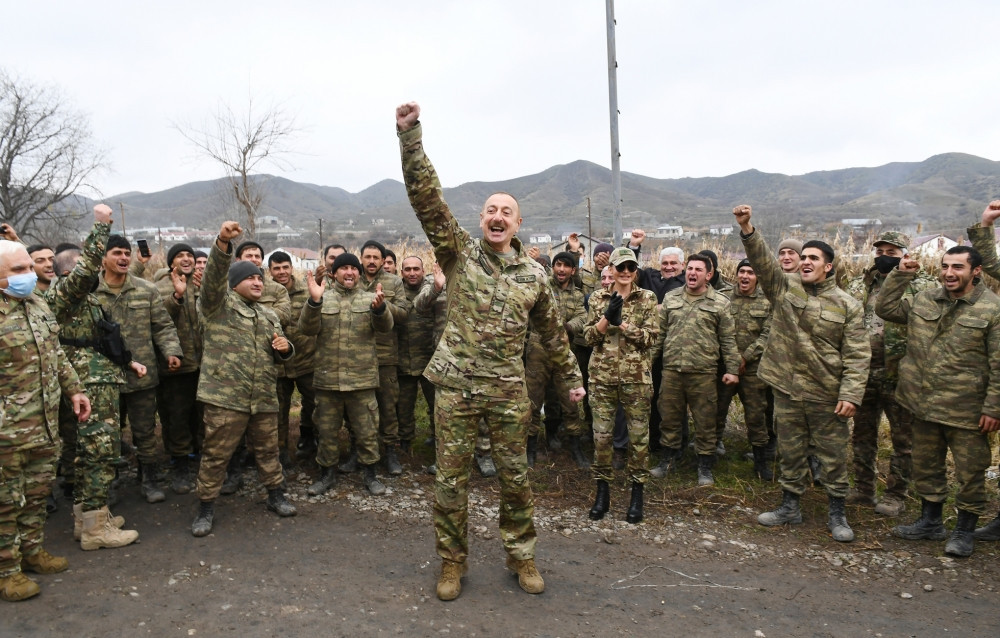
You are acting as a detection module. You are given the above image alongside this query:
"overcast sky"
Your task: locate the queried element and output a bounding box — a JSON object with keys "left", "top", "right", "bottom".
{"left": 6, "top": 1, "right": 1000, "bottom": 201}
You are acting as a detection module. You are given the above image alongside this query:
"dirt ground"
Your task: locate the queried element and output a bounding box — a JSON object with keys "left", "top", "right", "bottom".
{"left": 6, "top": 445, "right": 1000, "bottom": 638}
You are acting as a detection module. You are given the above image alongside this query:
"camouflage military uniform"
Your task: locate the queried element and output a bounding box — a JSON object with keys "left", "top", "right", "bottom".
{"left": 94, "top": 271, "right": 182, "bottom": 466}
{"left": 741, "top": 229, "right": 870, "bottom": 499}
{"left": 656, "top": 286, "right": 740, "bottom": 455}
{"left": 398, "top": 275, "right": 437, "bottom": 447}
{"left": 259, "top": 278, "right": 292, "bottom": 326}
{"left": 875, "top": 269, "right": 1000, "bottom": 515}
{"left": 413, "top": 277, "right": 449, "bottom": 441}
{"left": 277, "top": 275, "right": 316, "bottom": 452}
{"left": 193, "top": 244, "right": 294, "bottom": 501}
{"left": 584, "top": 284, "right": 658, "bottom": 482}
{"left": 299, "top": 279, "right": 393, "bottom": 468}
{"left": 0, "top": 288, "right": 84, "bottom": 577}
{"left": 845, "top": 265, "right": 935, "bottom": 500}
{"left": 716, "top": 284, "right": 772, "bottom": 447}
{"left": 400, "top": 122, "right": 581, "bottom": 564}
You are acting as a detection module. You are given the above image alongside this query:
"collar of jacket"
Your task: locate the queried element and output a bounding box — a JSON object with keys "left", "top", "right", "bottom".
{"left": 334, "top": 281, "right": 360, "bottom": 296}
{"left": 928, "top": 280, "right": 988, "bottom": 305}
{"left": 477, "top": 236, "right": 530, "bottom": 271}
{"left": 98, "top": 273, "right": 136, "bottom": 294}
{"left": 734, "top": 284, "right": 765, "bottom": 299}
{"left": 801, "top": 275, "right": 839, "bottom": 296}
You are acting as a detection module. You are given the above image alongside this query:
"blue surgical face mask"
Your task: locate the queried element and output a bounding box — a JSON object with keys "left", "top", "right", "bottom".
{"left": 2, "top": 271, "right": 38, "bottom": 298}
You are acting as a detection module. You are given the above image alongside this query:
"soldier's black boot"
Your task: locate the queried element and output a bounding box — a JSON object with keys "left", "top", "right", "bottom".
{"left": 944, "top": 510, "right": 978, "bottom": 557}
{"left": 219, "top": 454, "right": 243, "bottom": 496}
{"left": 568, "top": 435, "right": 590, "bottom": 469}
{"left": 758, "top": 490, "right": 803, "bottom": 526}
{"left": 191, "top": 500, "right": 214, "bottom": 537}
{"left": 588, "top": 480, "right": 610, "bottom": 520}
{"left": 827, "top": 496, "right": 854, "bottom": 542}
{"left": 362, "top": 464, "right": 386, "bottom": 496}
{"left": 974, "top": 510, "right": 1000, "bottom": 541}
{"left": 808, "top": 455, "right": 822, "bottom": 486}
{"left": 893, "top": 499, "right": 947, "bottom": 540}
{"left": 266, "top": 488, "right": 297, "bottom": 517}
{"left": 751, "top": 445, "right": 773, "bottom": 481}
{"left": 307, "top": 465, "right": 337, "bottom": 496}
{"left": 384, "top": 446, "right": 403, "bottom": 476}
{"left": 338, "top": 449, "right": 359, "bottom": 474}
{"left": 170, "top": 455, "right": 195, "bottom": 494}
{"left": 625, "top": 482, "right": 644, "bottom": 524}
{"left": 696, "top": 454, "right": 715, "bottom": 486}
{"left": 526, "top": 434, "right": 538, "bottom": 468}
{"left": 296, "top": 427, "right": 317, "bottom": 460}
{"left": 649, "top": 447, "right": 678, "bottom": 479}
{"left": 139, "top": 462, "right": 166, "bottom": 503}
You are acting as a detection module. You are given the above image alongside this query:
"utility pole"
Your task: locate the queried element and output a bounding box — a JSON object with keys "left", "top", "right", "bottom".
{"left": 118, "top": 202, "right": 126, "bottom": 236}
{"left": 586, "top": 197, "right": 593, "bottom": 264}
{"left": 318, "top": 218, "right": 323, "bottom": 254}
{"left": 606, "top": 0, "right": 623, "bottom": 245}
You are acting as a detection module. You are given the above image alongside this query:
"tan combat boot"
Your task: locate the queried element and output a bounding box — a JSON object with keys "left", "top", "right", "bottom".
{"left": 0, "top": 572, "right": 40, "bottom": 602}
{"left": 21, "top": 549, "right": 68, "bottom": 574}
{"left": 436, "top": 559, "right": 467, "bottom": 601}
{"left": 74, "top": 503, "right": 125, "bottom": 541}
{"left": 506, "top": 556, "right": 545, "bottom": 594}
{"left": 80, "top": 507, "right": 139, "bottom": 551}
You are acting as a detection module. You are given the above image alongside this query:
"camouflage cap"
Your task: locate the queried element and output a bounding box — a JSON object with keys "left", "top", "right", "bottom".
{"left": 609, "top": 247, "right": 638, "bottom": 267}
{"left": 873, "top": 231, "right": 911, "bottom": 250}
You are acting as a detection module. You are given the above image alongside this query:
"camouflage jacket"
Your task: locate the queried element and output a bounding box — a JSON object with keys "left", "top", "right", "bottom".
{"left": 580, "top": 267, "right": 600, "bottom": 298}
{"left": 259, "top": 277, "right": 292, "bottom": 327}
{"left": 398, "top": 277, "right": 437, "bottom": 376}
{"left": 196, "top": 243, "right": 293, "bottom": 414}
{"left": 281, "top": 276, "right": 317, "bottom": 378}
{"left": 728, "top": 285, "right": 772, "bottom": 375}
{"left": 413, "top": 276, "right": 448, "bottom": 345}
{"left": 0, "top": 293, "right": 83, "bottom": 448}
{"left": 551, "top": 275, "right": 588, "bottom": 347}
{"left": 95, "top": 272, "right": 182, "bottom": 392}
{"left": 742, "top": 229, "right": 870, "bottom": 405}
{"left": 876, "top": 271, "right": 1000, "bottom": 429}
{"left": 299, "top": 281, "right": 393, "bottom": 392}
{"left": 968, "top": 222, "right": 1000, "bottom": 281}
{"left": 845, "top": 265, "right": 935, "bottom": 384}
{"left": 399, "top": 122, "right": 582, "bottom": 397}
{"left": 656, "top": 286, "right": 740, "bottom": 375}
{"left": 360, "top": 269, "right": 410, "bottom": 366}
{"left": 713, "top": 278, "right": 734, "bottom": 299}
{"left": 154, "top": 267, "right": 203, "bottom": 375}
{"left": 43, "top": 221, "right": 126, "bottom": 387}
{"left": 583, "top": 284, "right": 659, "bottom": 385}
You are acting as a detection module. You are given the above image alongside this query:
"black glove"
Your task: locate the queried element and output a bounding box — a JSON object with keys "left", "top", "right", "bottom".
{"left": 603, "top": 291, "right": 623, "bottom": 326}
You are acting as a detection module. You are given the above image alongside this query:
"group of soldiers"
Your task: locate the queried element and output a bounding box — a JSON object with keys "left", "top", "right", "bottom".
{"left": 2, "top": 103, "right": 999, "bottom": 604}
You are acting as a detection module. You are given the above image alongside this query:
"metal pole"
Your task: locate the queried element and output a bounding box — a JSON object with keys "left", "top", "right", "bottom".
{"left": 118, "top": 202, "right": 126, "bottom": 236}
{"left": 606, "top": 0, "right": 623, "bottom": 245}
{"left": 318, "top": 218, "right": 323, "bottom": 254}
{"left": 586, "top": 197, "right": 593, "bottom": 264}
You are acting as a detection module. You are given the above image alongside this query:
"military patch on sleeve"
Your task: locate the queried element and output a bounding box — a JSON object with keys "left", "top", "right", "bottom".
{"left": 515, "top": 275, "right": 536, "bottom": 283}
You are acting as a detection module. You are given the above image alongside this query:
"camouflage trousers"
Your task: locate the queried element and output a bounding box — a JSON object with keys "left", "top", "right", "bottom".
{"left": 573, "top": 343, "right": 594, "bottom": 427}
{"left": 911, "top": 417, "right": 991, "bottom": 515}
{"left": 195, "top": 405, "right": 283, "bottom": 501}
{"left": 57, "top": 398, "right": 79, "bottom": 489}
{"left": 0, "top": 442, "right": 59, "bottom": 577}
{"left": 278, "top": 373, "right": 316, "bottom": 450}
{"left": 75, "top": 383, "right": 121, "bottom": 511}
{"left": 159, "top": 371, "right": 203, "bottom": 458}
{"left": 526, "top": 339, "right": 581, "bottom": 438}
{"left": 717, "top": 373, "right": 770, "bottom": 447}
{"left": 851, "top": 372, "right": 912, "bottom": 499}
{"left": 398, "top": 373, "right": 435, "bottom": 445}
{"left": 590, "top": 383, "right": 650, "bottom": 484}
{"left": 376, "top": 366, "right": 400, "bottom": 448}
{"left": 120, "top": 388, "right": 160, "bottom": 465}
{"left": 314, "top": 389, "right": 380, "bottom": 467}
{"left": 658, "top": 370, "right": 717, "bottom": 456}
{"left": 773, "top": 391, "right": 850, "bottom": 498}
{"left": 434, "top": 387, "right": 535, "bottom": 563}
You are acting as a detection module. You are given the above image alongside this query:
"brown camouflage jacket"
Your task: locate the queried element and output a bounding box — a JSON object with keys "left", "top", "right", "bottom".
{"left": 281, "top": 275, "right": 317, "bottom": 378}
{"left": 584, "top": 284, "right": 659, "bottom": 385}
{"left": 154, "top": 267, "right": 202, "bottom": 374}
{"left": 728, "top": 284, "right": 772, "bottom": 375}
{"left": 360, "top": 269, "right": 410, "bottom": 366}
{"left": 656, "top": 286, "right": 740, "bottom": 375}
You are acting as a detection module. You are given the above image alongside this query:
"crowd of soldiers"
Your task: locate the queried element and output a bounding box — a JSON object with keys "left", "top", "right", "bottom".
{"left": 2, "top": 104, "right": 1000, "bottom": 604}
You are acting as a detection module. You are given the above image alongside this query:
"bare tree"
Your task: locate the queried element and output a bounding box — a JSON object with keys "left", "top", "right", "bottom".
{"left": 175, "top": 95, "right": 298, "bottom": 238}
{"left": 0, "top": 69, "right": 106, "bottom": 241}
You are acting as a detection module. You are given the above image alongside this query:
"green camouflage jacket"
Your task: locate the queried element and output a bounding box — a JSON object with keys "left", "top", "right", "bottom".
{"left": 550, "top": 275, "right": 588, "bottom": 347}
{"left": 413, "top": 276, "right": 448, "bottom": 345}
{"left": 968, "top": 222, "right": 1000, "bottom": 281}
{"left": 580, "top": 267, "right": 600, "bottom": 298}
{"left": 299, "top": 281, "right": 393, "bottom": 392}
{"left": 398, "top": 277, "right": 437, "bottom": 376}
{"left": 583, "top": 284, "right": 659, "bottom": 385}
{"left": 845, "top": 265, "right": 935, "bottom": 384}
{"left": 259, "top": 277, "right": 292, "bottom": 327}
{"left": 154, "top": 267, "right": 202, "bottom": 375}
{"left": 280, "top": 275, "right": 317, "bottom": 378}
{"left": 95, "top": 272, "right": 182, "bottom": 392}
{"left": 196, "top": 243, "right": 293, "bottom": 414}
{"left": 399, "top": 122, "right": 581, "bottom": 398}
{"left": 728, "top": 284, "right": 772, "bottom": 375}
{"left": 742, "top": 229, "right": 870, "bottom": 405}
{"left": 876, "top": 271, "right": 1000, "bottom": 429}
{"left": 360, "top": 269, "right": 410, "bottom": 366}
{"left": 0, "top": 293, "right": 83, "bottom": 448}
{"left": 656, "top": 286, "right": 740, "bottom": 375}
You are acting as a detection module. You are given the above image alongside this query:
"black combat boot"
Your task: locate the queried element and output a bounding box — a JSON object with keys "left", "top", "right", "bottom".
{"left": 893, "top": 499, "right": 947, "bottom": 540}
{"left": 384, "top": 446, "right": 403, "bottom": 476}
{"left": 827, "top": 496, "right": 854, "bottom": 542}
{"left": 568, "top": 435, "right": 590, "bottom": 469}
{"left": 296, "top": 427, "right": 317, "bottom": 460}
{"left": 307, "top": 465, "right": 337, "bottom": 496}
{"left": 139, "top": 462, "right": 166, "bottom": 503}
{"left": 974, "top": 510, "right": 1000, "bottom": 541}
{"left": 696, "top": 454, "right": 715, "bottom": 486}
{"left": 758, "top": 490, "right": 802, "bottom": 526}
{"left": 649, "top": 447, "right": 678, "bottom": 479}
{"left": 526, "top": 434, "right": 538, "bottom": 468}
{"left": 338, "top": 448, "right": 359, "bottom": 474}
{"left": 808, "top": 455, "right": 822, "bottom": 486}
{"left": 588, "top": 480, "right": 610, "bottom": 521}
{"left": 191, "top": 500, "right": 214, "bottom": 537}
{"left": 751, "top": 445, "right": 773, "bottom": 481}
{"left": 170, "top": 455, "right": 195, "bottom": 494}
{"left": 625, "top": 482, "right": 644, "bottom": 524}
{"left": 362, "top": 464, "right": 386, "bottom": 496}
{"left": 266, "top": 488, "right": 297, "bottom": 517}
{"left": 219, "top": 454, "right": 243, "bottom": 496}
{"left": 944, "top": 510, "right": 978, "bottom": 557}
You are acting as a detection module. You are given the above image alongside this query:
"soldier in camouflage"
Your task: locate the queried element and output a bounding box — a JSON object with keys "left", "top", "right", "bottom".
{"left": 189, "top": 222, "right": 297, "bottom": 538}
{"left": 734, "top": 204, "right": 870, "bottom": 543}
{"left": 876, "top": 244, "right": 1000, "bottom": 557}
{"left": 300, "top": 252, "right": 392, "bottom": 497}
{"left": 0, "top": 234, "right": 91, "bottom": 602}
{"left": 397, "top": 256, "right": 437, "bottom": 452}
{"left": 845, "top": 231, "right": 935, "bottom": 517}
{"left": 397, "top": 102, "right": 584, "bottom": 601}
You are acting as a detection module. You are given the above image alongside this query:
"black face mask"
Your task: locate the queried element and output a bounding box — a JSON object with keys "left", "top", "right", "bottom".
{"left": 874, "top": 255, "right": 901, "bottom": 274}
